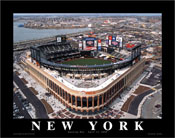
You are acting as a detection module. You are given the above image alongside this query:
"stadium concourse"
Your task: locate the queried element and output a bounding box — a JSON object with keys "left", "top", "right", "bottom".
{"left": 18, "top": 35, "right": 148, "bottom": 117}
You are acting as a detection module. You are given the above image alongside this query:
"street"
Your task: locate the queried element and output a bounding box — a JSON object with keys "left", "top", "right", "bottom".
{"left": 13, "top": 73, "right": 49, "bottom": 119}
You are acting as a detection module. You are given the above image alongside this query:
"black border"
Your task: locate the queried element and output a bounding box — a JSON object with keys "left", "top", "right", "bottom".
{"left": 1, "top": 1, "right": 174, "bottom": 138}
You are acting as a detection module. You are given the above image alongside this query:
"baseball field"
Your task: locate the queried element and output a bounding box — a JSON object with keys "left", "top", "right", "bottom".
{"left": 61, "top": 58, "right": 111, "bottom": 66}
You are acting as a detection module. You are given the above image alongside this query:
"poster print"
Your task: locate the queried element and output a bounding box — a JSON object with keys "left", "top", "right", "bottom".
{"left": 1, "top": 1, "right": 174, "bottom": 138}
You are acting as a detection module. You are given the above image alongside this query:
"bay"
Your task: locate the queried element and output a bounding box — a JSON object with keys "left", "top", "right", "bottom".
{"left": 13, "top": 22, "right": 91, "bottom": 43}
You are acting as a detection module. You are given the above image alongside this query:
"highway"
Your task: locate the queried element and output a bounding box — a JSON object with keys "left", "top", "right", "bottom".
{"left": 13, "top": 73, "right": 49, "bottom": 119}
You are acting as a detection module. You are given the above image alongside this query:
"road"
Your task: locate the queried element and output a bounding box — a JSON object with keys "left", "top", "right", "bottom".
{"left": 128, "top": 89, "right": 154, "bottom": 115}
{"left": 13, "top": 93, "right": 32, "bottom": 119}
{"left": 13, "top": 73, "right": 49, "bottom": 119}
{"left": 155, "top": 84, "right": 161, "bottom": 89}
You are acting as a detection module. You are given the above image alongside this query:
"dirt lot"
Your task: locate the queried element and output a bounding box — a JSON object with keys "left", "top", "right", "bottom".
{"left": 41, "top": 99, "right": 54, "bottom": 114}
{"left": 29, "top": 87, "right": 38, "bottom": 95}
{"left": 15, "top": 71, "right": 20, "bottom": 75}
{"left": 133, "top": 85, "right": 150, "bottom": 95}
{"left": 21, "top": 78, "right": 28, "bottom": 84}
{"left": 121, "top": 95, "right": 135, "bottom": 112}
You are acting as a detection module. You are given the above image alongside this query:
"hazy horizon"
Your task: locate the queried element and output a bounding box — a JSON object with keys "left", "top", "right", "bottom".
{"left": 14, "top": 13, "right": 162, "bottom": 17}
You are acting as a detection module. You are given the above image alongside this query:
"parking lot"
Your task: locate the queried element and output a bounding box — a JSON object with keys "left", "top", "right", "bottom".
{"left": 141, "top": 90, "right": 162, "bottom": 118}
{"left": 13, "top": 92, "right": 31, "bottom": 119}
{"left": 141, "top": 66, "right": 161, "bottom": 86}
{"left": 13, "top": 72, "right": 49, "bottom": 119}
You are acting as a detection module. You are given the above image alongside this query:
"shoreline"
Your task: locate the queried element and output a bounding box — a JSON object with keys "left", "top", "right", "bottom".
{"left": 23, "top": 26, "right": 88, "bottom": 30}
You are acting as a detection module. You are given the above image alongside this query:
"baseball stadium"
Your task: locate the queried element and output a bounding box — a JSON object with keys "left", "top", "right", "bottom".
{"left": 21, "top": 35, "right": 145, "bottom": 115}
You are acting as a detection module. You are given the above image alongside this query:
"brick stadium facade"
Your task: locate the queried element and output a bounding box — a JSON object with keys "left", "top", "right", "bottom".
{"left": 22, "top": 57, "right": 145, "bottom": 115}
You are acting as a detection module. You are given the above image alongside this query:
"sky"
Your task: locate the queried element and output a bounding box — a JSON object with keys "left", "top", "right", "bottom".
{"left": 14, "top": 13, "right": 162, "bottom": 17}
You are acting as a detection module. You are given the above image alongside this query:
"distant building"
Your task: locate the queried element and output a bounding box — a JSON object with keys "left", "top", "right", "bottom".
{"left": 88, "top": 24, "right": 92, "bottom": 28}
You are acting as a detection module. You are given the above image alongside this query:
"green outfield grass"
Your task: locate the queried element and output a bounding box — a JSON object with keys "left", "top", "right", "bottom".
{"left": 61, "top": 58, "right": 111, "bottom": 66}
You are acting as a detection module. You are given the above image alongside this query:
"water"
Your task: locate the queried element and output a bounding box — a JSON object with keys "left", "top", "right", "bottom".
{"left": 13, "top": 21, "right": 91, "bottom": 43}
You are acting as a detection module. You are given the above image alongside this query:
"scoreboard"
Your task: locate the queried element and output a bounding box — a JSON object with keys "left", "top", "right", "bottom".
{"left": 82, "top": 37, "right": 97, "bottom": 51}
{"left": 107, "top": 35, "right": 123, "bottom": 48}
